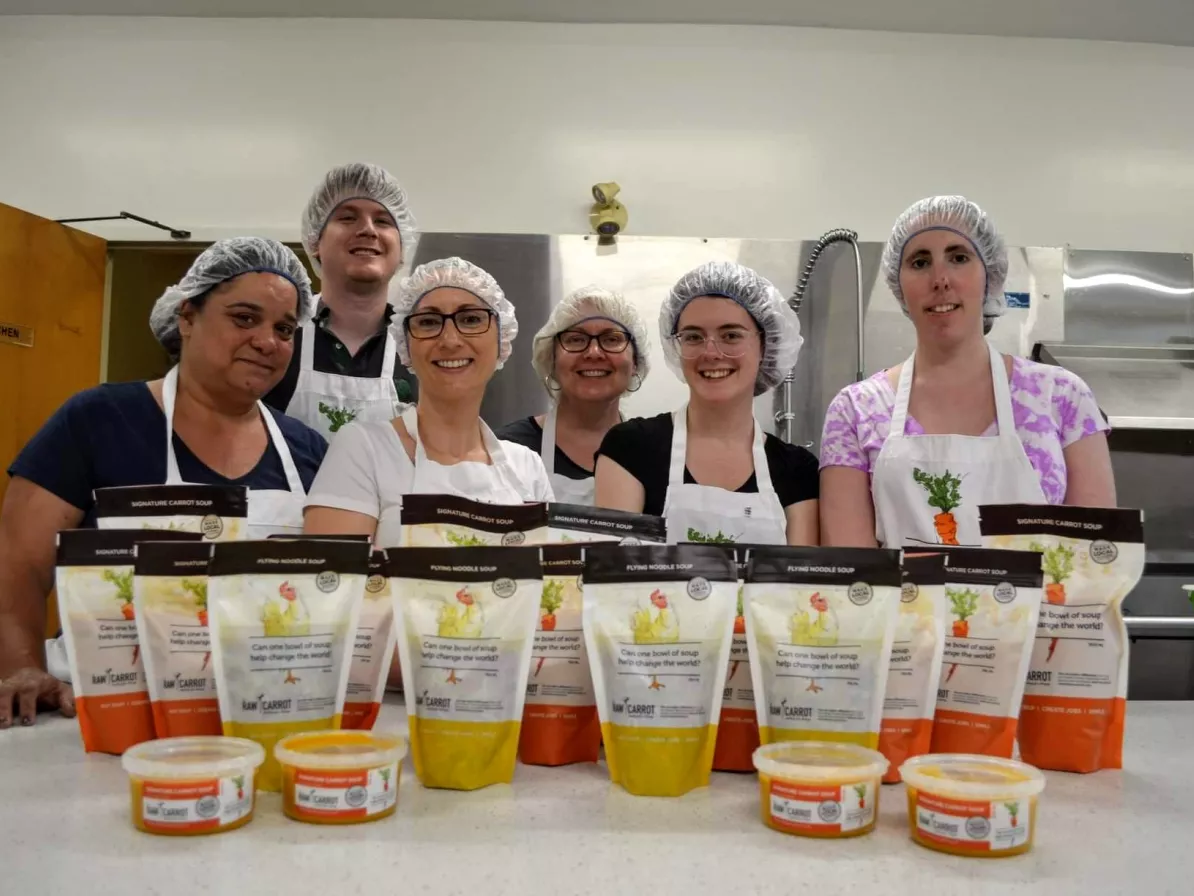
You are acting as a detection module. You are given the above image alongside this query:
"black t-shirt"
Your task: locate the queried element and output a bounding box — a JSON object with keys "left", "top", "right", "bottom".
{"left": 262, "top": 303, "right": 419, "bottom": 412}
{"left": 7, "top": 382, "right": 328, "bottom": 526}
{"left": 596, "top": 412, "right": 819, "bottom": 517}
{"left": 494, "top": 416, "right": 591, "bottom": 481}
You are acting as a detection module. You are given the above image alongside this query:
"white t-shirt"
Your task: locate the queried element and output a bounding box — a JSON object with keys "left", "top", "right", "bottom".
{"left": 305, "top": 419, "right": 554, "bottom": 547}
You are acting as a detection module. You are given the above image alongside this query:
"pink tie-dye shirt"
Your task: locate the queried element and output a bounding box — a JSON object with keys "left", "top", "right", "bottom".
{"left": 819, "top": 357, "right": 1109, "bottom": 505}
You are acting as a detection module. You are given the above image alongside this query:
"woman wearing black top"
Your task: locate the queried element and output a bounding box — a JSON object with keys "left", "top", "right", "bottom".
{"left": 594, "top": 262, "right": 819, "bottom": 545}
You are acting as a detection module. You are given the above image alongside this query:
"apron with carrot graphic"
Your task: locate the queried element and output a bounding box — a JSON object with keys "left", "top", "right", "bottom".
{"left": 871, "top": 341, "right": 1046, "bottom": 549}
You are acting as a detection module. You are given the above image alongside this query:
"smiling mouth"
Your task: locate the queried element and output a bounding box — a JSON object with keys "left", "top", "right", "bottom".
{"left": 434, "top": 358, "right": 472, "bottom": 369}
{"left": 349, "top": 247, "right": 381, "bottom": 257}
{"left": 238, "top": 358, "right": 274, "bottom": 372}
{"left": 699, "top": 369, "right": 734, "bottom": 379}
{"left": 928, "top": 303, "right": 960, "bottom": 314}
{"left": 577, "top": 370, "right": 611, "bottom": 377}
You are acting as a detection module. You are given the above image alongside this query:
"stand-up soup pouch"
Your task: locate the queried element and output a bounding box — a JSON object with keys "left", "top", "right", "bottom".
{"left": 979, "top": 504, "right": 1145, "bottom": 772}
{"left": 745, "top": 547, "right": 901, "bottom": 750}
{"left": 931, "top": 548, "right": 1043, "bottom": 757}
{"left": 133, "top": 540, "right": 220, "bottom": 738}
{"left": 519, "top": 544, "right": 598, "bottom": 766}
{"left": 398, "top": 494, "right": 547, "bottom": 548}
{"left": 583, "top": 544, "right": 737, "bottom": 796}
{"left": 56, "top": 529, "right": 201, "bottom": 754}
{"left": 95, "top": 484, "right": 248, "bottom": 541}
{"left": 712, "top": 545, "right": 767, "bottom": 772}
{"left": 207, "top": 539, "right": 370, "bottom": 790}
{"left": 546, "top": 503, "right": 666, "bottom": 545}
{"left": 879, "top": 553, "right": 949, "bottom": 782}
{"left": 391, "top": 546, "right": 543, "bottom": 790}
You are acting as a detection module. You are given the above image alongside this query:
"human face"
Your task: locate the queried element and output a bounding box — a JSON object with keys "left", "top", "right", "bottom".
{"left": 898, "top": 228, "right": 987, "bottom": 345}
{"left": 178, "top": 272, "right": 299, "bottom": 399}
{"left": 553, "top": 314, "right": 635, "bottom": 404}
{"left": 315, "top": 198, "right": 402, "bottom": 287}
{"left": 675, "top": 297, "right": 761, "bottom": 404}
{"left": 406, "top": 287, "right": 500, "bottom": 401}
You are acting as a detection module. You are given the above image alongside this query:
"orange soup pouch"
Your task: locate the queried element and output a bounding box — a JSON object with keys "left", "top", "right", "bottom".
{"left": 342, "top": 551, "right": 396, "bottom": 730}
{"left": 56, "top": 529, "right": 202, "bottom": 754}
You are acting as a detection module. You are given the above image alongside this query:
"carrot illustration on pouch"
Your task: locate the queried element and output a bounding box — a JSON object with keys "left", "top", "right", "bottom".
{"left": 183, "top": 579, "right": 211, "bottom": 670}
{"left": 1030, "top": 542, "right": 1075, "bottom": 662}
{"left": 945, "top": 588, "right": 978, "bottom": 682}
{"left": 729, "top": 590, "right": 746, "bottom": 680}
{"left": 535, "top": 580, "right": 565, "bottom": 677}
{"left": 913, "top": 468, "right": 963, "bottom": 546}
{"left": 105, "top": 569, "right": 139, "bottom": 663}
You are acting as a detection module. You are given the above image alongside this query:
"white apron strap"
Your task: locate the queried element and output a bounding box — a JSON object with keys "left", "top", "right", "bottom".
{"left": 299, "top": 319, "right": 317, "bottom": 369}
{"left": 667, "top": 406, "right": 689, "bottom": 489}
{"left": 541, "top": 408, "right": 559, "bottom": 477}
{"left": 749, "top": 415, "right": 778, "bottom": 504}
{"left": 889, "top": 352, "right": 916, "bottom": 437}
{"left": 259, "top": 404, "right": 305, "bottom": 495}
{"left": 379, "top": 325, "right": 397, "bottom": 381}
{"left": 162, "top": 365, "right": 184, "bottom": 484}
{"left": 988, "top": 341, "right": 1017, "bottom": 442}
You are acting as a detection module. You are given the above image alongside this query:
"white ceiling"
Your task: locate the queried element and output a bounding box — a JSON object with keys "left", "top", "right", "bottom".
{"left": 4, "top": 0, "right": 1194, "bottom": 48}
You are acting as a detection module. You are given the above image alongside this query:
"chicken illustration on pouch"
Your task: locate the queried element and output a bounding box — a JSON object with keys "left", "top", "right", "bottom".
{"left": 632, "top": 589, "right": 680, "bottom": 691}
{"left": 437, "top": 588, "right": 484, "bottom": 684}
{"left": 791, "top": 592, "right": 838, "bottom": 694}
{"left": 261, "top": 580, "right": 310, "bottom": 684}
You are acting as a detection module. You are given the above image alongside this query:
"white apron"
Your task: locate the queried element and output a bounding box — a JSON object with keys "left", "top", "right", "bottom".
{"left": 871, "top": 341, "right": 1047, "bottom": 549}
{"left": 662, "top": 405, "right": 787, "bottom": 545}
{"left": 540, "top": 408, "right": 596, "bottom": 507}
{"left": 374, "top": 405, "right": 540, "bottom": 547}
{"left": 285, "top": 312, "right": 400, "bottom": 439}
{"left": 163, "top": 366, "right": 307, "bottom": 539}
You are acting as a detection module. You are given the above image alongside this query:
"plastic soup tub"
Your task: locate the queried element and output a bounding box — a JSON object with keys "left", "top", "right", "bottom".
{"left": 900, "top": 754, "right": 1046, "bottom": 857}
{"left": 275, "top": 730, "right": 407, "bottom": 824}
{"left": 752, "top": 741, "right": 889, "bottom": 838}
{"left": 122, "top": 736, "right": 265, "bottom": 836}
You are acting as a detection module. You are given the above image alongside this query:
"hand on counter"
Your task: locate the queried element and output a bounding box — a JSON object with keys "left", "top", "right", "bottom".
{"left": 0, "top": 667, "right": 74, "bottom": 728}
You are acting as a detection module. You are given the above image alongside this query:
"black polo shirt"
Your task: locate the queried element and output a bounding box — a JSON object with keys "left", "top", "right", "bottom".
{"left": 262, "top": 303, "right": 419, "bottom": 412}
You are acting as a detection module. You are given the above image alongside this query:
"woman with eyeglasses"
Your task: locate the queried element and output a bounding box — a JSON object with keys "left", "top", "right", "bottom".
{"left": 496, "top": 287, "right": 649, "bottom": 506}
{"left": 594, "top": 262, "right": 819, "bottom": 545}
{"left": 303, "top": 257, "right": 553, "bottom": 547}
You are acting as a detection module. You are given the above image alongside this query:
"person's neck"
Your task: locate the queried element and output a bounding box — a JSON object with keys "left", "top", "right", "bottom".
{"left": 686, "top": 393, "right": 756, "bottom": 443}
{"left": 320, "top": 281, "right": 390, "bottom": 349}
{"left": 915, "top": 332, "right": 989, "bottom": 380}
{"left": 174, "top": 365, "right": 258, "bottom": 424}
{"left": 415, "top": 395, "right": 486, "bottom": 458}
{"left": 553, "top": 394, "right": 621, "bottom": 434}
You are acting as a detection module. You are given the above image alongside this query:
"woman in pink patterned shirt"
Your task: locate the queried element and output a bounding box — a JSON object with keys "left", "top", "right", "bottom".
{"left": 819, "top": 196, "right": 1116, "bottom": 549}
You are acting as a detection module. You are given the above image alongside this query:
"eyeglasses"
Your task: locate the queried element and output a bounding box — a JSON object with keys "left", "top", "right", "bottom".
{"left": 671, "top": 328, "right": 755, "bottom": 359}
{"left": 405, "top": 308, "right": 495, "bottom": 340}
{"left": 555, "top": 328, "right": 631, "bottom": 354}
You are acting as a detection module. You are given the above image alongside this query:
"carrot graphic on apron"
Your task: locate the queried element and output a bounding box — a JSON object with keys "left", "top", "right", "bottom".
{"left": 912, "top": 469, "right": 963, "bottom": 546}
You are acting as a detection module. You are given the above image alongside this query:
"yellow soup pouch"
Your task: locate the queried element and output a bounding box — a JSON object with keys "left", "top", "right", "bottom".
{"left": 390, "top": 546, "right": 543, "bottom": 790}
{"left": 519, "top": 544, "right": 598, "bottom": 766}
{"left": 932, "top": 548, "right": 1043, "bottom": 758}
{"left": 746, "top": 547, "right": 902, "bottom": 751}
{"left": 343, "top": 551, "right": 396, "bottom": 730}
{"left": 95, "top": 484, "right": 248, "bottom": 541}
{"left": 712, "top": 544, "right": 768, "bottom": 773}
{"left": 979, "top": 505, "right": 1145, "bottom": 772}
{"left": 56, "top": 529, "right": 202, "bottom": 755}
{"left": 207, "top": 539, "right": 370, "bottom": 791}
{"left": 880, "top": 553, "right": 948, "bottom": 782}
{"left": 132, "top": 540, "right": 220, "bottom": 739}
{"left": 397, "top": 494, "right": 548, "bottom": 548}
{"left": 546, "top": 503, "right": 667, "bottom": 545}
{"left": 583, "top": 544, "right": 737, "bottom": 797}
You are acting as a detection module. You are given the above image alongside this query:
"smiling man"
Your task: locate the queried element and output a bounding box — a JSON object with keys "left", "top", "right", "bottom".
{"left": 264, "top": 163, "right": 420, "bottom": 438}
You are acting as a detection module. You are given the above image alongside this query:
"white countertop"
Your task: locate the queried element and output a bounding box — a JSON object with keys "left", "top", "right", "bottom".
{"left": 5, "top": 699, "right": 1192, "bottom": 896}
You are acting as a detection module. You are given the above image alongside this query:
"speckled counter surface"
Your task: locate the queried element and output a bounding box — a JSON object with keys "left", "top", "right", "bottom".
{"left": 4, "top": 699, "right": 1191, "bottom": 896}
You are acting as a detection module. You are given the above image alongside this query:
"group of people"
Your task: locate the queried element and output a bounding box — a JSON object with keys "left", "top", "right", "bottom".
{"left": 0, "top": 164, "right": 1116, "bottom": 727}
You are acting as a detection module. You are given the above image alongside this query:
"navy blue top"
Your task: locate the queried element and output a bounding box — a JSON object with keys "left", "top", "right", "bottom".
{"left": 7, "top": 382, "right": 328, "bottom": 526}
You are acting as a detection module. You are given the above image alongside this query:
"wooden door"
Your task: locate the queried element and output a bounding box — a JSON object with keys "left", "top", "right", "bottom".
{"left": 0, "top": 202, "right": 107, "bottom": 635}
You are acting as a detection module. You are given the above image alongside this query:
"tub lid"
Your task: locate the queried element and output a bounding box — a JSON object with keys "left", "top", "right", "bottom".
{"left": 900, "top": 753, "right": 1046, "bottom": 800}
{"left": 752, "top": 741, "right": 889, "bottom": 782}
{"left": 122, "top": 736, "right": 266, "bottom": 780}
{"left": 274, "top": 729, "right": 407, "bottom": 770}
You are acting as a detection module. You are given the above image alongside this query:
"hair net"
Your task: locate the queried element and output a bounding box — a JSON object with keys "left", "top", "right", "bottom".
{"left": 394, "top": 257, "right": 517, "bottom": 369}
{"left": 300, "top": 162, "right": 418, "bottom": 275}
{"left": 658, "top": 261, "right": 803, "bottom": 396}
{"left": 149, "top": 237, "right": 314, "bottom": 358}
{"left": 532, "top": 286, "right": 651, "bottom": 397}
{"left": 881, "top": 195, "right": 1009, "bottom": 333}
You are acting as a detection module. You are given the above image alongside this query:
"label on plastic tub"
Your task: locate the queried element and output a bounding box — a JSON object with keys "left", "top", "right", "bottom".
{"left": 140, "top": 775, "right": 253, "bottom": 833}
{"left": 767, "top": 779, "right": 875, "bottom": 835}
{"left": 913, "top": 790, "right": 1030, "bottom": 852}
{"left": 292, "top": 762, "right": 399, "bottom": 819}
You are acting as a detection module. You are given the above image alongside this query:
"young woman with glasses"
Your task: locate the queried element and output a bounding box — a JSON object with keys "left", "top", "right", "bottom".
{"left": 303, "top": 257, "right": 553, "bottom": 548}
{"left": 594, "top": 261, "right": 819, "bottom": 545}
{"left": 497, "top": 287, "right": 650, "bottom": 506}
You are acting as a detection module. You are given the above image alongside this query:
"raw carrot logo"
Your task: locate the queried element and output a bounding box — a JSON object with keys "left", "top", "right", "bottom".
{"left": 912, "top": 468, "right": 963, "bottom": 545}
